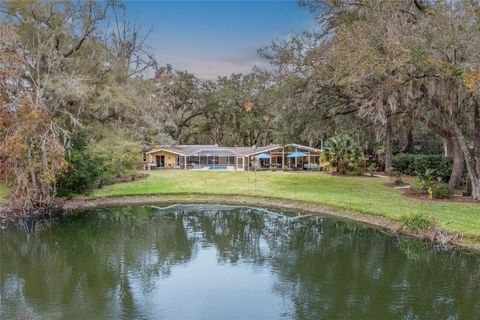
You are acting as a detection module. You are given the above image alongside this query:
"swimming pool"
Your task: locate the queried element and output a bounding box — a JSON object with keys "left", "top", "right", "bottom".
{"left": 208, "top": 166, "right": 228, "bottom": 170}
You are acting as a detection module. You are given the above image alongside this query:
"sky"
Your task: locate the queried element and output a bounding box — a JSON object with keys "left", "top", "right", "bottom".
{"left": 125, "top": 0, "right": 313, "bottom": 79}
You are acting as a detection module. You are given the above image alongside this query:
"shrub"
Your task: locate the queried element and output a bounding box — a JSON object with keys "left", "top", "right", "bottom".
{"left": 89, "top": 135, "right": 139, "bottom": 186}
{"left": 323, "top": 134, "right": 362, "bottom": 174}
{"left": 367, "top": 163, "right": 377, "bottom": 176}
{"left": 418, "top": 168, "right": 437, "bottom": 183}
{"left": 392, "top": 153, "right": 415, "bottom": 175}
{"left": 57, "top": 134, "right": 102, "bottom": 197}
{"left": 413, "top": 155, "right": 452, "bottom": 182}
{"left": 400, "top": 212, "right": 435, "bottom": 232}
{"left": 393, "top": 153, "right": 453, "bottom": 182}
{"left": 431, "top": 183, "right": 454, "bottom": 199}
{"left": 393, "top": 171, "right": 403, "bottom": 185}
{"left": 345, "top": 166, "right": 362, "bottom": 176}
{"left": 57, "top": 129, "right": 140, "bottom": 196}
{"left": 410, "top": 179, "right": 427, "bottom": 195}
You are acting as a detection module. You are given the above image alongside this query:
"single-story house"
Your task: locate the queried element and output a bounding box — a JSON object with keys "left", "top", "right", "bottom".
{"left": 143, "top": 143, "right": 323, "bottom": 171}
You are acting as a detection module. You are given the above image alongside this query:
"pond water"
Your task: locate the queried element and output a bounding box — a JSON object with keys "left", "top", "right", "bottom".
{"left": 1, "top": 204, "right": 479, "bottom": 319}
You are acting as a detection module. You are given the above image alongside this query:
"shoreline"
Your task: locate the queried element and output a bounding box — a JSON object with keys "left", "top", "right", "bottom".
{"left": 2, "top": 193, "right": 479, "bottom": 253}
{"left": 63, "top": 194, "right": 480, "bottom": 253}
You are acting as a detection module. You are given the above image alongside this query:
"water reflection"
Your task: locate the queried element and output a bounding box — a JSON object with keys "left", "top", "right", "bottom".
{"left": 1, "top": 205, "right": 479, "bottom": 319}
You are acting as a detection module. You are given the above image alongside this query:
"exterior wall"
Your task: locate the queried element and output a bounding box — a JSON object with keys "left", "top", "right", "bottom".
{"left": 147, "top": 151, "right": 178, "bottom": 168}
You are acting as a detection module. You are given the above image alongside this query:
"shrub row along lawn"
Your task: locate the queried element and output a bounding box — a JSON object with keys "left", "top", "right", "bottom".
{"left": 90, "top": 171, "right": 480, "bottom": 239}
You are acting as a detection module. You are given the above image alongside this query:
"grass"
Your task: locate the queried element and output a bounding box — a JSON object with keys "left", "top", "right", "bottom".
{"left": 400, "top": 212, "right": 435, "bottom": 232}
{"left": 89, "top": 170, "right": 480, "bottom": 239}
{"left": 0, "top": 183, "right": 9, "bottom": 205}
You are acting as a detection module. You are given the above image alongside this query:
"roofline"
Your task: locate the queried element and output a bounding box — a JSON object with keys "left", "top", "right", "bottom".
{"left": 244, "top": 145, "right": 283, "bottom": 156}
{"left": 189, "top": 148, "right": 240, "bottom": 156}
{"left": 285, "top": 143, "right": 323, "bottom": 152}
{"left": 145, "top": 148, "right": 187, "bottom": 156}
{"left": 145, "top": 143, "right": 322, "bottom": 157}
{"left": 244, "top": 144, "right": 322, "bottom": 156}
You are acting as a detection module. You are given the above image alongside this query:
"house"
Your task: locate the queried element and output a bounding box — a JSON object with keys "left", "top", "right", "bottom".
{"left": 143, "top": 143, "right": 323, "bottom": 171}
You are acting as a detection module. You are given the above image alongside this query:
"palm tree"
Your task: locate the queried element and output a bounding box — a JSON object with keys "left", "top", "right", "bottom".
{"left": 323, "top": 134, "right": 362, "bottom": 174}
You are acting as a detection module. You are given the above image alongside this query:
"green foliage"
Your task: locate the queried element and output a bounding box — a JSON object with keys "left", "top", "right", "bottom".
{"left": 57, "top": 129, "right": 141, "bottom": 196}
{"left": 419, "top": 168, "right": 437, "bottom": 183}
{"left": 392, "top": 153, "right": 415, "bottom": 174}
{"left": 400, "top": 213, "right": 435, "bottom": 232}
{"left": 393, "top": 171, "right": 404, "bottom": 185}
{"left": 324, "top": 134, "right": 362, "bottom": 175}
{"left": 88, "top": 129, "right": 140, "bottom": 186}
{"left": 345, "top": 167, "right": 362, "bottom": 176}
{"left": 431, "top": 183, "right": 454, "bottom": 199}
{"left": 0, "top": 184, "right": 9, "bottom": 204}
{"left": 367, "top": 163, "right": 377, "bottom": 176}
{"left": 393, "top": 154, "right": 454, "bottom": 182}
{"left": 57, "top": 135, "right": 101, "bottom": 197}
{"left": 410, "top": 178, "right": 427, "bottom": 195}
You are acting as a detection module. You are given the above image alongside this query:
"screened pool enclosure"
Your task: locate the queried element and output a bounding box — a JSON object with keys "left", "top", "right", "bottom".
{"left": 143, "top": 143, "right": 323, "bottom": 171}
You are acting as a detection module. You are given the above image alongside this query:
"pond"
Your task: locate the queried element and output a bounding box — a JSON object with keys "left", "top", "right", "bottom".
{"left": 1, "top": 204, "right": 479, "bottom": 319}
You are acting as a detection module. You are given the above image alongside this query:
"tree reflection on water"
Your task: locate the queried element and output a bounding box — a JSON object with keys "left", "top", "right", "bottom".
{"left": 1, "top": 205, "right": 479, "bottom": 319}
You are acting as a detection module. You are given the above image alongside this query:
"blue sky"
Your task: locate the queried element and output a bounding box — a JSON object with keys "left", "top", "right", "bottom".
{"left": 125, "top": 1, "right": 313, "bottom": 79}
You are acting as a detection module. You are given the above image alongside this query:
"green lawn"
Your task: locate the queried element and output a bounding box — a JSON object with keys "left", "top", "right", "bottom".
{"left": 90, "top": 170, "right": 480, "bottom": 239}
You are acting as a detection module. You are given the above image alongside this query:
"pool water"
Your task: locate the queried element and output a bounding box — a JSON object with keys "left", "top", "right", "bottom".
{"left": 208, "top": 165, "right": 229, "bottom": 170}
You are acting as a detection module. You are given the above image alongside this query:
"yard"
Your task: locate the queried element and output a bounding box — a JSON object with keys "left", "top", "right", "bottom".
{"left": 90, "top": 170, "right": 480, "bottom": 240}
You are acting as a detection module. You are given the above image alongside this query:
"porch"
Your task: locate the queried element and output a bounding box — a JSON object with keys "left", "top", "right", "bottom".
{"left": 246, "top": 145, "right": 322, "bottom": 171}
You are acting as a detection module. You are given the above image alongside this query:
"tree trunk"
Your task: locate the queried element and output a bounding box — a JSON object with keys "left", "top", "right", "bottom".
{"left": 449, "top": 137, "right": 464, "bottom": 188}
{"left": 424, "top": 122, "right": 464, "bottom": 190}
{"left": 471, "top": 177, "right": 480, "bottom": 200}
{"left": 451, "top": 121, "right": 480, "bottom": 200}
{"left": 401, "top": 127, "right": 413, "bottom": 153}
{"left": 385, "top": 116, "right": 393, "bottom": 173}
{"left": 443, "top": 136, "right": 453, "bottom": 157}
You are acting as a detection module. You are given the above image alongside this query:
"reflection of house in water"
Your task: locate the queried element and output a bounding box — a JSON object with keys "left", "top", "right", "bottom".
{"left": 142, "top": 143, "right": 323, "bottom": 171}
{"left": 149, "top": 204, "right": 320, "bottom": 240}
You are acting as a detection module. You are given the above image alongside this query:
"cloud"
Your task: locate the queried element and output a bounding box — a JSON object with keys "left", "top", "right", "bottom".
{"left": 154, "top": 49, "right": 271, "bottom": 80}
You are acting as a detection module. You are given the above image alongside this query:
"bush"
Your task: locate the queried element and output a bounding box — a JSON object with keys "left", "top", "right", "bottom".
{"left": 400, "top": 212, "right": 435, "bottom": 232}
{"left": 57, "top": 129, "right": 140, "bottom": 196}
{"left": 431, "top": 183, "right": 454, "bottom": 199}
{"left": 323, "top": 134, "right": 362, "bottom": 174}
{"left": 393, "top": 171, "right": 403, "bottom": 185}
{"left": 410, "top": 179, "right": 427, "bottom": 195}
{"left": 393, "top": 153, "right": 453, "bottom": 182}
{"left": 57, "top": 135, "right": 102, "bottom": 197}
{"left": 367, "top": 163, "right": 377, "bottom": 176}
{"left": 89, "top": 133, "right": 140, "bottom": 186}
{"left": 392, "top": 153, "right": 415, "bottom": 175}
{"left": 345, "top": 166, "right": 362, "bottom": 176}
{"left": 418, "top": 168, "right": 437, "bottom": 183}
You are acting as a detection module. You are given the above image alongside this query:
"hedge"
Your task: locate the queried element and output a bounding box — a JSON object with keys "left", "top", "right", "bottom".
{"left": 392, "top": 153, "right": 453, "bottom": 182}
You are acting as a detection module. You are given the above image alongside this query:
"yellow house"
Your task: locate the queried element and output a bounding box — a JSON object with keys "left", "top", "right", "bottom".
{"left": 143, "top": 144, "right": 323, "bottom": 171}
